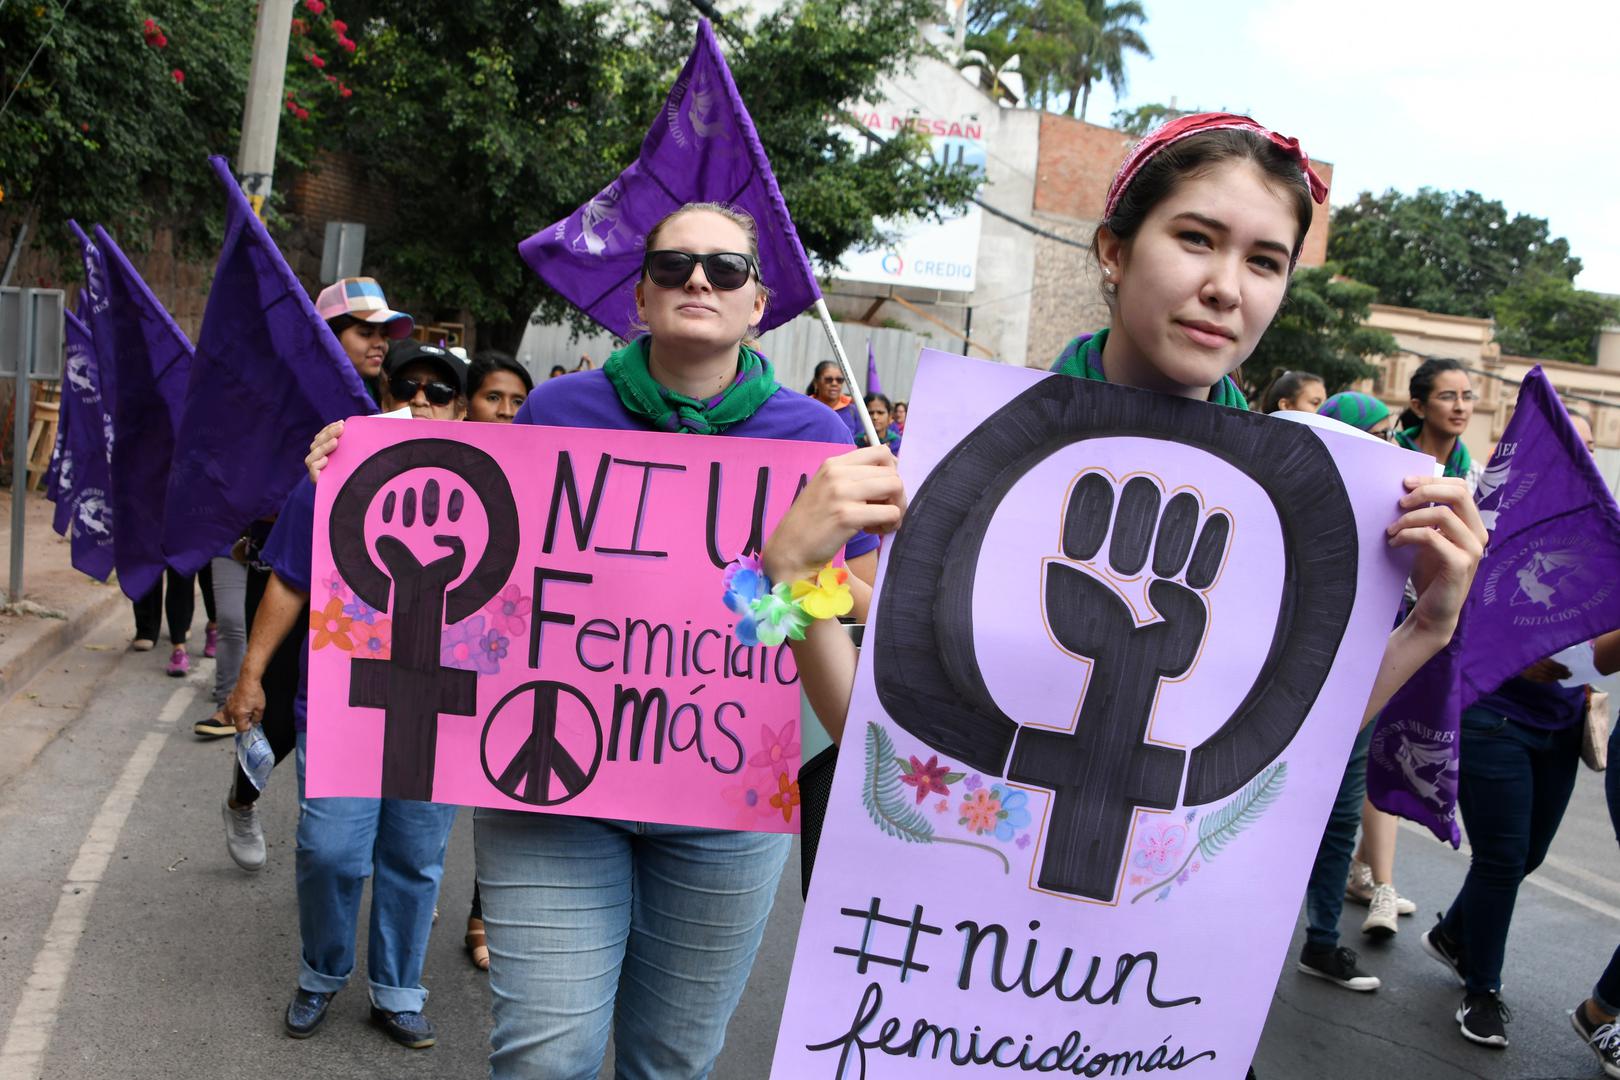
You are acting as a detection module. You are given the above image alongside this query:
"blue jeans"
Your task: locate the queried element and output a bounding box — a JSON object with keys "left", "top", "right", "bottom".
{"left": 294, "top": 736, "right": 459, "bottom": 1012}
{"left": 1594, "top": 719, "right": 1620, "bottom": 1013}
{"left": 1439, "top": 705, "right": 1580, "bottom": 994}
{"left": 1304, "top": 721, "right": 1373, "bottom": 949}
{"left": 474, "top": 809, "right": 791, "bottom": 1080}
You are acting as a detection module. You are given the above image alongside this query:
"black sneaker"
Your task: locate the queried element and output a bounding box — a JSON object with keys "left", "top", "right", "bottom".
{"left": 1457, "top": 990, "right": 1510, "bottom": 1047}
{"left": 370, "top": 1005, "right": 436, "bottom": 1049}
{"left": 284, "top": 989, "right": 332, "bottom": 1038}
{"left": 1296, "top": 943, "right": 1380, "bottom": 991}
{"left": 1572, "top": 1002, "right": 1620, "bottom": 1077}
{"left": 1421, "top": 915, "right": 1466, "bottom": 987}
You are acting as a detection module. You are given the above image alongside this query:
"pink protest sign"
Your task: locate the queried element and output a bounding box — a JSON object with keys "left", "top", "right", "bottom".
{"left": 772, "top": 352, "right": 1429, "bottom": 1076}
{"left": 306, "top": 416, "right": 844, "bottom": 832}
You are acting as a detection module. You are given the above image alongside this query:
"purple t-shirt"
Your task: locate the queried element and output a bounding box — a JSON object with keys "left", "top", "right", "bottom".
{"left": 514, "top": 369, "right": 879, "bottom": 560}
{"left": 1476, "top": 674, "right": 1587, "bottom": 732}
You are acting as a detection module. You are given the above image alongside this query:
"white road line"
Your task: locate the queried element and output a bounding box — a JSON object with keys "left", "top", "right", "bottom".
{"left": 1399, "top": 818, "right": 1620, "bottom": 924}
{"left": 0, "top": 684, "right": 197, "bottom": 1079}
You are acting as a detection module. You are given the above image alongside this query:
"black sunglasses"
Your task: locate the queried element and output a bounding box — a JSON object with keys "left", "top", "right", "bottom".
{"left": 642, "top": 249, "right": 756, "bottom": 291}
{"left": 388, "top": 375, "right": 457, "bottom": 406}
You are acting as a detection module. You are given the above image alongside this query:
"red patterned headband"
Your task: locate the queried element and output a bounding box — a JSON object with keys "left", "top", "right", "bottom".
{"left": 1103, "top": 112, "right": 1329, "bottom": 223}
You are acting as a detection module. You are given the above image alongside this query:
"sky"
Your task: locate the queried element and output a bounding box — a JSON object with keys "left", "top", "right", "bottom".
{"left": 1077, "top": 0, "right": 1620, "bottom": 294}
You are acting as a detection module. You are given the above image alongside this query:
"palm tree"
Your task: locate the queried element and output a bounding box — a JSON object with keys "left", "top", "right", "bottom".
{"left": 1060, "top": 0, "right": 1150, "bottom": 121}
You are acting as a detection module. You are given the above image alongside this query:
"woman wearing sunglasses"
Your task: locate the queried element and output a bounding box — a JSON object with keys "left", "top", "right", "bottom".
{"left": 302, "top": 203, "right": 880, "bottom": 1076}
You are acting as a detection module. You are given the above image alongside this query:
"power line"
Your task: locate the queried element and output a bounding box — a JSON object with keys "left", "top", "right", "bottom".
{"left": 0, "top": 0, "right": 73, "bottom": 123}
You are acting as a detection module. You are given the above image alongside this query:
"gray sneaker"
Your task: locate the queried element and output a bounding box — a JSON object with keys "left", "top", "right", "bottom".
{"left": 223, "top": 795, "right": 266, "bottom": 872}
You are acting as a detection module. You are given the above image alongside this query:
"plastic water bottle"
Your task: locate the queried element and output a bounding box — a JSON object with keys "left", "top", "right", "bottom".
{"left": 236, "top": 725, "right": 274, "bottom": 791}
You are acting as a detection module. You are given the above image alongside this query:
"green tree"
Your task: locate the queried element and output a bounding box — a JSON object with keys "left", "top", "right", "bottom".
{"left": 962, "top": 0, "right": 1088, "bottom": 109}
{"left": 1109, "top": 100, "right": 1184, "bottom": 136}
{"left": 1328, "top": 188, "right": 1582, "bottom": 318}
{"left": 1240, "top": 265, "right": 1397, "bottom": 397}
{"left": 0, "top": 0, "right": 356, "bottom": 265}
{"left": 1491, "top": 273, "right": 1620, "bottom": 364}
{"left": 342, "top": 0, "right": 979, "bottom": 350}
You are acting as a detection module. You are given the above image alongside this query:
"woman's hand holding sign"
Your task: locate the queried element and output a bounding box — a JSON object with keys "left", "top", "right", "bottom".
{"left": 1363, "top": 475, "right": 1488, "bottom": 724}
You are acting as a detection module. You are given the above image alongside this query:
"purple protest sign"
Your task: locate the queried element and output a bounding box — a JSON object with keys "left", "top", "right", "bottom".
{"left": 1368, "top": 366, "right": 1620, "bottom": 842}
{"left": 160, "top": 157, "right": 377, "bottom": 578}
{"left": 865, "top": 339, "right": 882, "bottom": 397}
{"left": 772, "top": 351, "right": 1423, "bottom": 1078}
{"left": 47, "top": 309, "right": 116, "bottom": 582}
{"left": 74, "top": 223, "right": 193, "bottom": 601}
{"left": 518, "top": 20, "right": 820, "bottom": 338}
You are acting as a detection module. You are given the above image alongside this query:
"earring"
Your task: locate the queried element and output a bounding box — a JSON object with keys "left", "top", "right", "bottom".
{"left": 1102, "top": 267, "right": 1117, "bottom": 294}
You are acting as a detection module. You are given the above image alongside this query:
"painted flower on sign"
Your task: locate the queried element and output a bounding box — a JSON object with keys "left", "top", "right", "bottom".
{"left": 898, "top": 754, "right": 963, "bottom": 804}
{"left": 352, "top": 618, "right": 391, "bottom": 660}
{"left": 1131, "top": 821, "right": 1188, "bottom": 875}
{"left": 484, "top": 583, "right": 531, "bottom": 636}
{"left": 769, "top": 772, "right": 800, "bottom": 824}
{"left": 748, "top": 720, "right": 799, "bottom": 772}
{"left": 310, "top": 597, "right": 354, "bottom": 651}
{"left": 441, "top": 615, "right": 487, "bottom": 671}
{"left": 959, "top": 788, "right": 1002, "bottom": 835}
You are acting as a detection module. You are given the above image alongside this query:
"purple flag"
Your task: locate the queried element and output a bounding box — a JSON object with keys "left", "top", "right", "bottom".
{"left": 72, "top": 222, "right": 193, "bottom": 601}
{"left": 518, "top": 20, "right": 820, "bottom": 338}
{"left": 46, "top": 309, "right": 117, "bottom": 581}
{"left": 1368, "top": 367, "right": 1620, "bottom": 842}
{"left": 160, "top": 157, "right": 376, "bottom": 577}
{"left": 865, "top": 339, "right": 882, "bottom": 397}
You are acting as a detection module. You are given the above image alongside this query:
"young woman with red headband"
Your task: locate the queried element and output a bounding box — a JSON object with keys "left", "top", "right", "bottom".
{"left": 762, "top": 113, "right": 1488, "bottom": 1075}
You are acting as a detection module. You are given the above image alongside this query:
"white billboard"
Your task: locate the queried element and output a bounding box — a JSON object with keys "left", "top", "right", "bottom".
{"left": 835, "top": 110, "right": 987, "bottom": 293}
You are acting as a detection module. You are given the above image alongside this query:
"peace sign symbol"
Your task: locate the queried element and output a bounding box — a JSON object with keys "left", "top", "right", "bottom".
{"left": 480, "top": 680, "right": 604, "bottom": 806}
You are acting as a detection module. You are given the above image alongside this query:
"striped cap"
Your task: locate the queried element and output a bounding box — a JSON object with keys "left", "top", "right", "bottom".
{"left": 315, "top": 277, "right": 414, "bottom": 338}
{"left": 1318, "top": 391, "right": 1391, "bottom": 433}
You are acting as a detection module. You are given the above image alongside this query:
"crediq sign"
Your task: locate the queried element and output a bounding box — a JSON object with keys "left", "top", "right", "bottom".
{"left": 835, "top": 109, "right": 987, "bottom": 292}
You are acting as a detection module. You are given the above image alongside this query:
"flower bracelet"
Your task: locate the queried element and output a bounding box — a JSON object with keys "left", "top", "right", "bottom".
{"left": 721, "top": 554, "right": 853, "bottom": 647}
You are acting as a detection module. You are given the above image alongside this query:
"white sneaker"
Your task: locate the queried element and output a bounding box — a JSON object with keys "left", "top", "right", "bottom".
{"left": 223, "top": 795, "right": 266, "bottom": 872}
{"left": 1346, "top": 859, "right": 1416, "bottom": 916}
{"left": 1362, "top": 882, "right": 1399, "bottom": 938}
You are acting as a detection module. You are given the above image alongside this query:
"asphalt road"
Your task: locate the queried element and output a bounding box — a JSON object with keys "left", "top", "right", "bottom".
{"left": 0, "top": 614, "right": 1614, "bottom": 1079}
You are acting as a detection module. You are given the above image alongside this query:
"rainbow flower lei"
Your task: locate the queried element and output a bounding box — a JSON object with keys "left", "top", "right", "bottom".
{"left": 722, "top": 554, "right": 853, "bottom": 646}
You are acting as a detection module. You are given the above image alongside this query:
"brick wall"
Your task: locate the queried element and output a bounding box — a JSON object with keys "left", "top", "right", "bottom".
{"left": 1032, "top": 113, "right": 1334, "bottom": 268}
{"left": 1026, "top": 211, "right": 1111, "bottom": 366}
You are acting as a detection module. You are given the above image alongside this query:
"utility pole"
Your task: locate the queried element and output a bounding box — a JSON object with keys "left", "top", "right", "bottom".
{"left": 236, "top": 0, "right": 297, "bottom": 220}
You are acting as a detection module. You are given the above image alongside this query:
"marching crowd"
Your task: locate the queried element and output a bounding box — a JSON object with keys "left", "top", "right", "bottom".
{"left": 92, "top": 111, "right": 1620, "bottom": 1079}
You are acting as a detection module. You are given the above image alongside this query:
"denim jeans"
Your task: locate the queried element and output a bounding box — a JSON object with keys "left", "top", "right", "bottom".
{"left": 1438, "top": 705, "right": 1580, "bottom": 994}
{"left": 1303, "top": 721, "right": 1373, "bottom": 949}
{"left": 1594, "top": 719, "right": 1620, "bottom": 1013}
{"left": 293, "top": 736, "right": 459, "bottom": 1012}
{"left": 474, "top": 809, "right": 791, "bottom": 1080}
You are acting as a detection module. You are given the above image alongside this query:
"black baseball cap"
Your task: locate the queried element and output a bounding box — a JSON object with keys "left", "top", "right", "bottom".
{"left": 384, "top": 340, "right": 467, "bottom": 395}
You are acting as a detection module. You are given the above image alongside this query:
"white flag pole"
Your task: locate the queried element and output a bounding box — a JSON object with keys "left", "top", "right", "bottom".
{"left": 812, "top": 297, "right": 880, "bottom": 448}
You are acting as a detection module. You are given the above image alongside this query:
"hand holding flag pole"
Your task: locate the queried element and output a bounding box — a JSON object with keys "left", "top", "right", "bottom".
{"left": 518, "top": 19, "right": 881, "bottom": 450}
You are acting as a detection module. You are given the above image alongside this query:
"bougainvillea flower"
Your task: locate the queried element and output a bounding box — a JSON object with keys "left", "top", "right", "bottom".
{"left": 308, "top": 52, "right": 326, "bottom": 69}
{"left": 171, "top": 69, "right": 184, "bottom": 84}
{"left": 330, "top": 18, "right": 347, "bottom": 32}
{"left": 303, "top": 0, "right": 325, "bottom": 13}
{"left": 339, "top": 36, "right": 356, "bottom": 52}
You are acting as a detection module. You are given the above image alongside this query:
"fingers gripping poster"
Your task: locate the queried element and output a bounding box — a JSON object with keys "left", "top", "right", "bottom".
{"left": 772, "top": 352, "right": 1426, "bottom": 1078}
{"left": 307, "top": 418, "right": 845, "bottom": 832}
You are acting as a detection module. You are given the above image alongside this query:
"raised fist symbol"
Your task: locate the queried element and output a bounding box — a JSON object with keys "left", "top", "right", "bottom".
{"left": 1014, "top": 473, "right": 1229, "bottom": 898}
{"left": 330, "top": 438, "right": 519, "bottom": 800}
{"left": 873, "top": 375, "right": 1359, "bottom": 901}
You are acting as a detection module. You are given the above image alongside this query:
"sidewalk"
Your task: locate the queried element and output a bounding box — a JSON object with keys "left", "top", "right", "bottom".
{"left": 0, "top": 487, "right": 129, "bottom": 789}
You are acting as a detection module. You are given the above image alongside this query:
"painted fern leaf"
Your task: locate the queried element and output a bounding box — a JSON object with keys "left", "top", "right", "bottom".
{"left": 863, "top": 722, "right": 937, "bottom": 844}
{"left": 1196, "top": 761, "right": 1287, "bottom": 861}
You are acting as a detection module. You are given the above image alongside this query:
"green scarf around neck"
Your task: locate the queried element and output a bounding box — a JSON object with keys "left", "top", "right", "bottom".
{"left": 602, "top": 337, "right": 780, "bottom": 435}
{"left": 1394, "top": 426, "right": 1472, "bottom": 479}
{"left": 1052, "top": 329, "right": 1249, "bottom": 410}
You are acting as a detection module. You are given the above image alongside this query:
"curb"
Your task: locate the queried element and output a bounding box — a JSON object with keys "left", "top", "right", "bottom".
{"left": 0, "top": 588, "right": 127, "bottom": 709}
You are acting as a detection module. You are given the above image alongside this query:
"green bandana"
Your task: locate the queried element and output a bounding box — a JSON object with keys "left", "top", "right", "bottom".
{"left": 1393, "top": 427, "right": 1472, "bottom": 479}
{"left": 1052, "top": 329, "right": 1249, "bottom": 410}
{"left": 602, "top": 337, "right": 780, "bottom": 435}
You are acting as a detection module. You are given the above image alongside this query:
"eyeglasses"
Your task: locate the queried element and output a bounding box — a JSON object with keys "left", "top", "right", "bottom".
{"left": 1430, "top": 391, "right": 1477, "bottom": 404}
{"left": 642, "top": 250, "right": 757, "bottom": 291}
{"left": 819, "top": 375, "right": 845, "bottom": 385}
{"left": 388, "top": 376, "right": 457, "bottom": 406}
